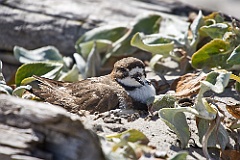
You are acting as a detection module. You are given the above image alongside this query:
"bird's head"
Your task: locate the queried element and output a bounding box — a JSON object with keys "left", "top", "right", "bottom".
{"left": 112, "top": 57, "right": 156, "bottom": 108}
{"left": 111, "top": 57, "right": 147, "bottom": 88}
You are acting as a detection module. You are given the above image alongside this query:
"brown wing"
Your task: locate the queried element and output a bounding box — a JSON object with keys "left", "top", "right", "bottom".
{"left": 32, "top": 75, "right": 120, "bottom": 113}
{"left": 69, "top": 80, "right": 119, "bottom": 113}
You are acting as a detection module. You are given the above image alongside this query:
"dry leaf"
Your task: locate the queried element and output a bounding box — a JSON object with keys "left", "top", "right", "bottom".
{"left": 170, "top": 73, "right": 206, "bottom": 97}
{"left": 226, "top": 104, "right": 240, "bottom": 119}
{"left": 221, "top": 150, "right": 240, "bottom": 160}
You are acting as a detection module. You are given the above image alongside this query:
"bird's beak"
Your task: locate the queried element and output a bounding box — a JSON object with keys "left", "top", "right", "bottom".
{"left": 134, "top": 76, "right": 145, "bottom": 85}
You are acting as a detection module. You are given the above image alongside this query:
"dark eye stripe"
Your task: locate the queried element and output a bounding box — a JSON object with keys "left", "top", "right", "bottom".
{"left": 116, "top": 67, "right": 129, "bottom": 78}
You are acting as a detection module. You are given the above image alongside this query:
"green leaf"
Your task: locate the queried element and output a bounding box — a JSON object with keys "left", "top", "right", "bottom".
{"left": 20, "top": 77, "right": 36, "bottom": 86}
{"left": 151, "top": 94, "right": 176, "bottom": 111}
{"left": 104, "top": 13, "right": 162, "bottom": 61}
{"left": 75, "top": 25, "right": 128, "bottom": 53}
{"left": 106, "top": 129, "right": 149, "bottom": 145}
{"left": 203, "top": 12, "right": 225, "bottom": 23}
{"left": 14, "top": 46, "right": 63, "bottom": 63}
{"left": 76, "top": 39, "right": 112, "bottom": 59}
{"left": 58, "top": 64, "right": 80, "bottom": 82}
{"left": 159, "top": 108, "right": 190, "bottom": 148}
{"left": 227, "top": 45, "right": 240, "bottom": 65}
{"left": 132, "top": 13, "right": 161, "bottom": 34}
{"left": 191, "top": 11, "right": 204, "bottom": 38}
{"left": 191, "top": 39, "right": 231, "bottom": 69}
{"left": 131, "top": 32, "right": 174, "bottom": 55}
{"left": 15, "top": 62, "right": 63, "bottom": 86}
{"left": 158, "top": 15, "right": 189, "bottom": 47}
{"left": 192, "top": 71, "right": 230, "bottom": 120}
{"left": 200, "top": 23, "right": 229, "bottom": 39}
{"left": 203, "top": 71, "right": 230, "bottom": 93}
{"left": 12, "top": 85, "right": 32, "bottom": 97}
{"left": 197, "top": 118, "right": 229, "bottom": 149}
{"left": 190, "top": 10, "right": 205, "bottom": 53}
{"left": 170, "top": 151, "right": 188, "bottom": 160}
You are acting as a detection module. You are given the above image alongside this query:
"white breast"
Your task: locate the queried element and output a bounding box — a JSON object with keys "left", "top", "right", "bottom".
{"left": 127, "top": 81, "right": 156, "bottom": 103}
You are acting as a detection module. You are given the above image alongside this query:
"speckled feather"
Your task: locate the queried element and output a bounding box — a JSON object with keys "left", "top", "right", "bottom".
{"left": 32, "top": 75, "right": 132, "bottom": 113}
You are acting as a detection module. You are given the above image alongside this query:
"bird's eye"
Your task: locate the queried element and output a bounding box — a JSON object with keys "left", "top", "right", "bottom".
{"left": 118, "top": 68, "right": 128, "bottom": 77}
{"left": 119, "top": 68, "right": 126, "bottom": 72}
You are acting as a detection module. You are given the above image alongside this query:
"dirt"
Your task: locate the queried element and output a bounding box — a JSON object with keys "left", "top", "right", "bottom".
{"left": 79, "top": 108, "right": 201, "bottom": 159}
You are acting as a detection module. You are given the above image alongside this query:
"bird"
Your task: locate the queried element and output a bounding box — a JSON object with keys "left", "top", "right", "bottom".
{"left": 32, "top": 57, "right": 156, "bottom": 113}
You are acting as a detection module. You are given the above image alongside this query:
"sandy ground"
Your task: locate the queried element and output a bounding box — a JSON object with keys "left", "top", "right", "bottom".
{"left": 78, "top": 85, "right": 240, "bottom": 159}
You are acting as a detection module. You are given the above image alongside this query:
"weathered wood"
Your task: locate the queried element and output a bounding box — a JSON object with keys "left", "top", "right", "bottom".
{"left": 0, "top": 0, "right": 220, "bottom": 82}
{"left": 0, "top": 0, "right": 198, "bottom": 57}
{"left": 0, "top": 94, "right": 104, "bottom": 160}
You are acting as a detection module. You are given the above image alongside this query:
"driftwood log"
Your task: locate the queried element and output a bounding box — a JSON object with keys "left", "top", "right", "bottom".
{"left": 0, "top": 0, "right": 213, "bottom": 81}
{"left": 0, "top": 0, "right": 208, "bottom": 57}
{"left": 0, "top": 94, "right": 104, "bottom": 160}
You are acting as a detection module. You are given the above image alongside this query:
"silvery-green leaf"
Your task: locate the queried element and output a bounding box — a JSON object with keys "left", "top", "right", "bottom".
{"left": 75, "top": 25, "right": 128, "bottom": 53}
{"left": 63, "top": 56, "right": 73, "bottom": 69}
{"left": 104, "top": 13, "right": 162, "bottom": 61}
{"left": 131, "top": 32, "right": 174, "bottom": 55}
{"left": 12, "top": 85, "right": 32, "bottom": 97}
{"left": 58, "top": 64, "right": 79, "bottom": 82}
{"left": 159, "top": 103, "right": 217, "bottom": 149}
{"left": 204, "top": 71, "right": 230, "bottom": 93}
{"left": 159, "top": 107, "right": 190, "bottom": 148}
{"left": 0, "top": 84, "right": 12, "bottom": 95}
{"left": 15, "top": 62, "right": 63, "bottom": 86}
{"left": 192, "top": 71, "right": 230, "bottom": 120}
{"left": 197, "top": 118, "right": 229, "bottom": 149}
{"left": 159, "top": 15, "right": 189, "bottom": 47}
{"left": 149, "top": 54, "right": 163, "bottom": 70}
{"left": 73, "top": 53, "right": 86, "bottom": 75}
{"left": 193, "top": 86, "right": 217, "bottom": 120}
{"left": 131, "top": 13, "right": 161, "bottom": 34}
{"left": 77, "top": 40, "right": 112, "bottom": 59}
{"left": 190, "top": 11, "right": 204, "bottom": 54}
{"left": 227, "top": 45, "right": 240, "bottom": 65}
{"left": 84, "top": 42, "right": 101, "bottom": 78}
{"left": 190, "top": 11, "right": 204, "bottom": 41}
{"left": 14, "top": 46, "right": 63, "bottom": 63}
{"left": 194, "top": 97, "right": 217, "bottom": 120}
